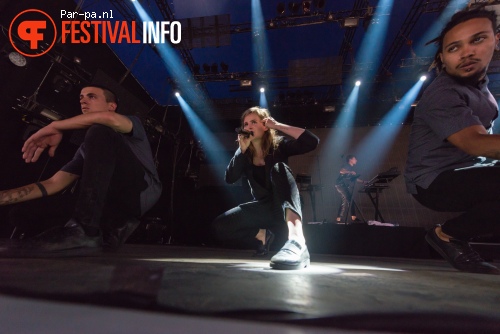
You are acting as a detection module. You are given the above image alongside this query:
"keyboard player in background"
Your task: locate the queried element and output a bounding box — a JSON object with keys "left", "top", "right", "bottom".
{"left": 334, "top": 154, "right": 366, "bottom": 224}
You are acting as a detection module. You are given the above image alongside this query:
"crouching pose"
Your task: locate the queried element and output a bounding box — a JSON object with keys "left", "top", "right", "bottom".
{"left": 212, "top": 107, "right": 319, "bottom": 269}
{"left": 0, "top": 85, "right": 162, "bottom": 255}
{"left": 405, "top": 8, "right": 500, "bottom": 274}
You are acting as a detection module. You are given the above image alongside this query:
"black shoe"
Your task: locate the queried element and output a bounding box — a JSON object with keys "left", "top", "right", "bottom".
{"left": 425, "top": 226, "right": 500, "bottom": 275}
{"left": 270, "top": 239, "right": 310, "bottom": 270}
{"left": 103, "top": 218, "right": 141, "bottom": 251}
{"left": 253, "top": 230, "right": 275, "bottom": 257}
{"left": 2, "top": 221, "right": 101, "bottom": 257}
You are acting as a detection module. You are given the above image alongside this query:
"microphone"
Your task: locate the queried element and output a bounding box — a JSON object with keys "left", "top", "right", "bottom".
{"left": 235, "top": 127, "right": 253, "bottom": 138}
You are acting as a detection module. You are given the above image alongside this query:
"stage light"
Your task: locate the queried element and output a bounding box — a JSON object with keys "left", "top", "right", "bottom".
{"left": 8, "top": 51, "right": 27, "bottom": 67}
{"left": 277, "top": 2, "right": 286, "bottom": 15}
{"left": 302, "top": 1, "right": 312, "bottom": 14}
{"left": 202, "top": 63, "right": 210, "bottom": 73}
{"left": 220, "top": 62, "right": 229, "bottom": 73}
{"left": 211, "top": 62, "right": 218, "bottom": 74}
{"left": 73, "top": 57, "right": 82, "bottom": 65}
{"left": 40, "top": 108, "right": 63, "bottom": 121}
{"left": 420, "top": 75, "right": 427, "bottom": 81}
{"left": 326, "top": 12, "right": 334, "bottom": 21}
{"left": 52, "top": 75, "right": 73, "bottom": 93}
{"left": 288, "top": 2, "right": 300, "bottom": 14}
{"left": 355, "top": 80, "right": 361, "bottom": 86}
{"left": 175, "top": 91, "right": 180, "bottom": 97}
{"left": 343, "top": 17, "right": 359, "bottom": 28}
{"left": 259, "top": 84, "right": 268, "bottom": 108}
{"left": 240, "top": 80, "right": 252, "bottom": 87}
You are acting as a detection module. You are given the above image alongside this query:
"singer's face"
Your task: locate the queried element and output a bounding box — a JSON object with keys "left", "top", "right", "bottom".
{"left": 243, "top": 113, "right": 267, "bottom": 139}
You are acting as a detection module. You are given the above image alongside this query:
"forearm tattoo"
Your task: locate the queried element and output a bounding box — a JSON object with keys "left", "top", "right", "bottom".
{"left": 0, "top": 185, "right": 35, "bottom": 205}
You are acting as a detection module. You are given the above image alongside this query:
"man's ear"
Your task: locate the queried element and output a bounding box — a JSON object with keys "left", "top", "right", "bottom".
{"left": 495, "top": 33, "right": 500, "bottom": 50}
{"left": 108, "top": 102, "right": 117, "bottom": 112}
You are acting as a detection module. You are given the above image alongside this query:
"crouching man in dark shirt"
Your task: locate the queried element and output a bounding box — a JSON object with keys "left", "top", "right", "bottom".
{"left": 405, "top": 8, "right": 500, "bottom": 274}
{"left": 0, "top": 85, "right": 162, "bottom": 255}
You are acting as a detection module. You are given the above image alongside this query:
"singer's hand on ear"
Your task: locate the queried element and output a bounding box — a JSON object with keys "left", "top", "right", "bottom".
{"left": 263, "top": 117, "right": 279, "bottom": 129}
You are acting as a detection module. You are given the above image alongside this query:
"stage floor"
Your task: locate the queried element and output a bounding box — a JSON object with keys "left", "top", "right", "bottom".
{"left": 0, "top": 244, "right": 499, "bottom": 333}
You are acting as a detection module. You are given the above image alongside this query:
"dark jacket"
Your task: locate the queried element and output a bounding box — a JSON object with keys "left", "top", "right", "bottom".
{"left": 225, "top": 130, "right": 319, "bottom": 200}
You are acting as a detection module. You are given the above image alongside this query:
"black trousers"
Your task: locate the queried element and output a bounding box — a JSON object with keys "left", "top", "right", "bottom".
{"left": 413, "top": 166, "right": 500, "bottom": 240}
{"left": 9, "top": 125, "right": 147, "bottom": 236}
{"left": 335, "top": 183, "right": 355, "bottom": 219}
{"left": 212, "top": 162, "right": 302, "bottom": 248}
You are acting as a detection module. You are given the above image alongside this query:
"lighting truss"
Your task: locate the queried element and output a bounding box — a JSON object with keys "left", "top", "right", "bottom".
{"left": 230, "top": 7, "right": 380, "bottom": 34}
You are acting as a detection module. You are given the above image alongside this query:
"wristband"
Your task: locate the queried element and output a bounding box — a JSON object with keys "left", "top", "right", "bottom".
{"left": 35, "top": 182, "right": 48, "bottom": 197}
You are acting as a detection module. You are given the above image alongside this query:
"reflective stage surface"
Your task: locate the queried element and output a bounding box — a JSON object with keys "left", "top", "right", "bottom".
{"left": 0, "top": 244, "right": 499, "bottom": 333}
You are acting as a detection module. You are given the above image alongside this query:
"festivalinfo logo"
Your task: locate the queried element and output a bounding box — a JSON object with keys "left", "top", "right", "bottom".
{"left": 9, "top": 8, "right": 182, "bottom": 57}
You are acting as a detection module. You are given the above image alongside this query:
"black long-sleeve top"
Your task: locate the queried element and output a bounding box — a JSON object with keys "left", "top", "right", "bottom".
{"left": 225, "top": 130, "right": 319, "bottom": 201}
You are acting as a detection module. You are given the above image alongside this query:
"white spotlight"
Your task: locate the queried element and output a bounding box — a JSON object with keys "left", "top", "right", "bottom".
{"left": 355, "top": 80, "right": 361, "bottom": 86}
{"left": 420, "top": 75, "right": 427, "bottom": 82}
{"left": 175, "top": 92, "right": 180, "bottom": 97}
{"left": 260, "top": 87, "right": 265, "bottom": 93}
{"left": 8, "top": 51, "right": 27, "bottom": 67}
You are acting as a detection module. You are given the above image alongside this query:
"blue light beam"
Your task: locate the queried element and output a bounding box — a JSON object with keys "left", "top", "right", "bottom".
{"left": 326, "top": 85, "right": 360, "bottom": 160}
{"left": 354, "top": 0, "right": 394, "bottom": 82}
{"left": 177, "top": 95, "right": 230, "bottom": 166}
{"left": 251, "top": 0, "right": 272, "bottom": 76}
{"left": 132, "top": 1, "right": 208, "bottom": 107}
{"left": 354, "top": 78, "right": 425, "bottom": 177}
{"left": 259, "top": 90, "right": 268, "bottom": 109}
{"left": 413, "top": 0, "right": 469, "bottom": 58}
